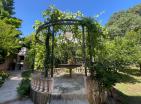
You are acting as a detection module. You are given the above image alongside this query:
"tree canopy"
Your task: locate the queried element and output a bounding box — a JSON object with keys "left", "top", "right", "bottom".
{"left": 0, "top": 0, "right": 22, "bottom": 63}
{"left": 106, "top": 4, "right": 141, "bottom": 72}
{"left": 0, "top": 0, "right": 14, "bottom": 18}
{"left": 106, "top": 4, "right": 141, "bottom": 37}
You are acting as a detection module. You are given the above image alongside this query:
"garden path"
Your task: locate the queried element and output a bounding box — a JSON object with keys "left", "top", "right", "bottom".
{"left": 0, "top": 71, "right": 33, "bottom": 104}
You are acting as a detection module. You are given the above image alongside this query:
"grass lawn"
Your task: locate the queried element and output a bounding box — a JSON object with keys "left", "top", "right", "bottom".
{"left": 114, "top": 67, "right": 141, "bottom": 104}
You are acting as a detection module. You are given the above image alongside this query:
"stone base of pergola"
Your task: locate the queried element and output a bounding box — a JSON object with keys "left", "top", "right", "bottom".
{"left": 30, "top": 69, "right": 87, "bottom": 104}
{"left": 30, "top": 76, "right": 53, "bottom": 104}
{"left": 30, "top": 68, "right": 109, "bottom": 104}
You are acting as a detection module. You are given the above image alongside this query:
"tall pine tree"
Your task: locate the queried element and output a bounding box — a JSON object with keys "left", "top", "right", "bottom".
{"left": 0, "top": 0, "right": 14, "bottom": 18}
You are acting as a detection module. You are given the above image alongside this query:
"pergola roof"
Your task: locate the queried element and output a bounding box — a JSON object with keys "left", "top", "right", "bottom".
{"left": 36, "top": 19, "right": 82, "bottom": 35}
{"left": 34, "top": 19, "right": 87, "bottom": 77}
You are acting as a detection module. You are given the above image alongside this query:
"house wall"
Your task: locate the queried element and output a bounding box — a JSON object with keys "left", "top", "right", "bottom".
{"left": 0, "top": 57, "right": 14, "bottom": 71}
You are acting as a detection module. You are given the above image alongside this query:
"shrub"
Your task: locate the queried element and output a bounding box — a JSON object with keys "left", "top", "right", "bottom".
{"left": 21, "top": 70, "right": 32, "bottom": 79}
{"left": 17, "top": 79, "right": 30, "bottom": 97}
{"left": 0, "top": 70, "right": 9, "bottom": 80}
{"left": 0, "top": 70, "right": 9, "bottom": 87}
{"left": 0, "top": 77, "right": 4, "bottom": 87}
{"left": 17, "top": 69, "right": 32, "bottom": 97}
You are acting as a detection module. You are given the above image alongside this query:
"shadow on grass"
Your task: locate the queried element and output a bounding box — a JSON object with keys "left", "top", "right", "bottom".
{"left": 117, "top": 72, "right": 140, "bottom": 84}
{"left": 115, "top": 88, "right": 141, "bottom": 104}
{"left": 119, "top": 68, "right": 141, "bottom": 77}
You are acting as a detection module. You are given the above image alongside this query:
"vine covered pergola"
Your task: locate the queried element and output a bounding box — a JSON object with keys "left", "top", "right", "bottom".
{"left": 35, "top": 19, "right": 94, "bottom": 77}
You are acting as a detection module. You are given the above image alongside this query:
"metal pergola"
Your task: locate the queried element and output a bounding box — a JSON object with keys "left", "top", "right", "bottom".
{"left": 35, "top": 19, "right": 93, "bottom": 77}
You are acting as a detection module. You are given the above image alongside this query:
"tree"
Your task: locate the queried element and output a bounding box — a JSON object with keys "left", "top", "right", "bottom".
{"left": 106, "top": 4, "right": 141, "bottom": 37}
{"left": 0, "top": 20, "right": 21, "bottom": 60}
{"left": 125, "top": 30, "right": 141, "bottom": 73}
{"left": 128, "top": 4, "right": 141, "bottom": 16}
{"left": 3, "top": 17, "right": 22, "bottom": 28}
{"left": 0, "top": 0, "right": 22, "bottom": 28}
{"left": 0, "top": 0, "right": 14, "bottom": 18}
{"left": 23, "top": 34, "right": 35, "bottom": 69}
{"left": 106, "top": 4, "right": 141, "bottom": 74}
{"left": 106, "top": 11, "right": 141, "bottom": 37}
{"left": 0, "top": 0, "right": 22, "bottom": 63}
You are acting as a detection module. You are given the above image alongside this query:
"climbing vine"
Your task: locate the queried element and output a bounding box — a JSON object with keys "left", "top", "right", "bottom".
{"left": 26, "top": 6, "right": 120, "bottom": 89}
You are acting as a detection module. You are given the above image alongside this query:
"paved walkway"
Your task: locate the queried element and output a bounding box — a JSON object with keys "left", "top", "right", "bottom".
{"left": 4, "top": 98, "right": 33, "bottom": 104}
{"left": 0, "top": 71, "right": 33, "bottom": 104}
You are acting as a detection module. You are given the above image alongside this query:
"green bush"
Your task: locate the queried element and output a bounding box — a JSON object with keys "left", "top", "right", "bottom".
{"left": 0, "top": 77, "right": 4, "bottom": 87}
{"left": 21, "top": 70, "right": 32, "bottom": 79}
{"left": 17, "top": 69, "right": 32, "bottom": 97}
{"left": 0, "top": 70, "right": 9, "bottom": 87}
{"left": 94, "top": 62, "right": 119, "bottom": 89}
{"left": 0, "top": 70, "right": 9, "bottom": 80}
{"left": 17, "top": 79, "right": 30, "bottom": 97}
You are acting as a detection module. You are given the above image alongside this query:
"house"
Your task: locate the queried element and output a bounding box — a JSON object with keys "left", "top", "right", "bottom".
{"left": 0, "top": 47, "right": 27, "bottom": 71}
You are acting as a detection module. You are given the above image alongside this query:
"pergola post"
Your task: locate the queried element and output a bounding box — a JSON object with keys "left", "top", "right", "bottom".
{"left": 36, "top": 19, "right": 91, "bottom": 77}
{"left": 51, "top": 26, "right": 54, "bottom": 77}
{"left": 82, "top": 25, "right": 87, "bottom": 76}
{"left": 88, "top": 27, "right": 94, "bottom": 76}
{"left": 44, "top": 27, "right": 50, "bottom": 77}
{"left": 32, "top": 35, "right": 37, "bottom": 72}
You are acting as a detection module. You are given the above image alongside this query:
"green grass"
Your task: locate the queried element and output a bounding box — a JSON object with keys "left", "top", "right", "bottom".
{"left": 115, "top": 67, "right": 141, "bottom": 104}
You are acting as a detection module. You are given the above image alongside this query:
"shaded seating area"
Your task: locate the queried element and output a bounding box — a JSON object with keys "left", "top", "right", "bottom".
{"left": 58, "top": 64, "right": 82, "bottom": 77}
{"left": 30, "top": 19, "right": 92, "bottom": 104}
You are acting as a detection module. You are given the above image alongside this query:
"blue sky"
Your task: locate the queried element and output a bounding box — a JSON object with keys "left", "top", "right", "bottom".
{"left": 14, "top": 0, "right": 141, "bottom": 36}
